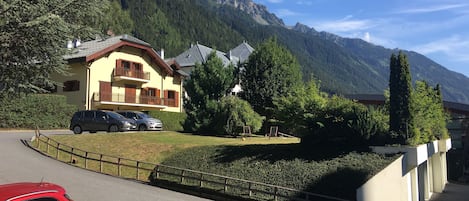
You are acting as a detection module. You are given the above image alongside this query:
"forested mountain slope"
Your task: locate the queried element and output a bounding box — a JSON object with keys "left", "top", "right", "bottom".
{"left": 119, "top": 0, "right": 469, "bottom": 103}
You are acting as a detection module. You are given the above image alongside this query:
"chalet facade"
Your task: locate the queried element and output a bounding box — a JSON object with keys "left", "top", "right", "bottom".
{"left": 53, "top": 35, "right": 186, "bottom": 112}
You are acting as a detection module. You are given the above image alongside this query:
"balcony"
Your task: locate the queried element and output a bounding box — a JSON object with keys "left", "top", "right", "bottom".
{"left": 93, "top": 92, "right": 177, "bottom": 109}
{"left": 113, "top": 67, "right": 150, "bottom": 83}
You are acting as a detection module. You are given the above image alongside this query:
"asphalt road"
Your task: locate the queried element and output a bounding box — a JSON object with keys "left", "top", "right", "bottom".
{"left": 0, "top": 130, "right": 211, "bottom": 201}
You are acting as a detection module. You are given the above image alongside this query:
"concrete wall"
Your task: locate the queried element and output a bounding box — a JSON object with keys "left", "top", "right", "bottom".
{"left": 357, "top": 139, "right": 451, "bottom": 201}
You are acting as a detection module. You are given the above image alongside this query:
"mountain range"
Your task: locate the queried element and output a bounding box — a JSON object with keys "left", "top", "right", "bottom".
{"left": 121, "top": 0, "right": 469, "bottom": 104}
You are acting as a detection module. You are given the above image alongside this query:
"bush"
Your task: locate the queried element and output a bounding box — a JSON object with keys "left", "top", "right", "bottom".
{"left": 148, "top": 110, "right": 186, "bottom": 131}
{"left": 0, "top": 94, "right": 77, "bottom": 129}
{"left": 213, "top": 96, "right": 264, "bottom": 136}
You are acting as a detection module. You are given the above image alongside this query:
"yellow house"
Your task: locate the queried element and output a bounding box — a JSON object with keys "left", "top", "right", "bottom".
{"left": 53, "top": 35, "right": 186, "bottom": 112}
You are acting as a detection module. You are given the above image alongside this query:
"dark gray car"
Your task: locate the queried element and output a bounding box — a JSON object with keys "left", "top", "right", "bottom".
{"left": 117, "top": 111, "right": 163, "bottom": 131}
{"left": 70, "top": 110, "right": 137, "bottom": 134}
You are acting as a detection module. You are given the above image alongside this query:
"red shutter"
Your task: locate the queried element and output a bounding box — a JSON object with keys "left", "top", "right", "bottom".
{"left": 175, "top": 91, "right": 179, "bottom": 107}
{"left": 164, "top": 90, "right": 168, "bottom": 106}
{"left": 156, "top": 89, "right": 161, "bottom": 97}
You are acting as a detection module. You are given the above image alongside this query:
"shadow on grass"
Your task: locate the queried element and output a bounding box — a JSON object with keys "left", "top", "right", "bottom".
{"left": 290, "top": 167, "right": 368, "bottom": 201}
{"left": 213, "top": 142, "right": 370, "bottom": 163}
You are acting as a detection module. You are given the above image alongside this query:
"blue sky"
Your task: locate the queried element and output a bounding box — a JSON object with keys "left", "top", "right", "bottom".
{"left": 253, "top": 0, "right": 469, "bottom": 77}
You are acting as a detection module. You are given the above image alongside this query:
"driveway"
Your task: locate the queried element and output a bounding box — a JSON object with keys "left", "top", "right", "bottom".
{"left": 0, "top": 130, "right": 211, "bottom": 201}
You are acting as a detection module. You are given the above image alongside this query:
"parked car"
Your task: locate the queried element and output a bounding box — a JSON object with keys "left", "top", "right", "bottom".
{"left": 117, "top": 111, "right": 163, "bottom": 131}
{"left": 0, "top": 182, "right": 73, "bottom": 201}
{"left": 70, "top": 110, "right": 137, "bottom": 134}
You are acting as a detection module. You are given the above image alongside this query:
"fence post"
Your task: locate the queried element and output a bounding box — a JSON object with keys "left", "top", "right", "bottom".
{"left": 156, "top": 165, "right": 160, "bottom": 179}
{"left": 199, "top": 174, "right": 203, "bottom": 187}
{"left": 180, "top": 170, "right": 185, "bottom": 184}
{"left": 56, "top": 143, "right": 60, "bottom": 159}
{"left": 99, "top": 154, "right": 103, "bottom": 173}
{"left": 70, "top": 148, "right": 74, "bottom": 163}
{"left": 117, "top": 158, "right": 121, "bottom": 176}
{"left": 224, "top": 178, "right": 228, "bottom": 193}
{"left": 85, "top": 152, "right": 88, "bottom": 169}
{"left": 274, "top": 187, "right": 278, "bottom": 201}
{"left": 248, "top": 182, "right": 252, "bottom": 197}
{"left": 136, "top": 161, "right": 140, "bottom": 180}
{"left": 46, "top": 138, "right": 50, "bottom": 153}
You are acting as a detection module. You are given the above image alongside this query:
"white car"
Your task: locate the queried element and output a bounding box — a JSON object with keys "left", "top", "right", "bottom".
{"left": 117, "top": 111, "right": 163, "bottom": 131}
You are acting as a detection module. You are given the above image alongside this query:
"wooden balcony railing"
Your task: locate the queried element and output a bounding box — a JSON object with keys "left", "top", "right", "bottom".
{"left": 114, "top": 67, "right": 150, "bottom": 80}
{"left": 94, "top": 92, "right": 177, "bottom": 107}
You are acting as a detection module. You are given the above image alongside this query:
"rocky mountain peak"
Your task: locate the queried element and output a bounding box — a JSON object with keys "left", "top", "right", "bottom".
{"left": 215, "top": 0, "right": 284, "bottom": 26}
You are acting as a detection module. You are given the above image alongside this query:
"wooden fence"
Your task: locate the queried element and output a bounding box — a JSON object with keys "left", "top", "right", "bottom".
{"left": 31, "top": 130, "right": 349, "bottom": 201}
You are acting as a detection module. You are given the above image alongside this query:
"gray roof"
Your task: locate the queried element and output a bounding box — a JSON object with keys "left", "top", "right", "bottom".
{"left": 229, "top": 42, "right": 254, "bottom": 64}
{"left": 64, "top": 35, "right": 154, "bottom": 60}
{"left": 174, "top": 43, "right": 232, "bottom": 68}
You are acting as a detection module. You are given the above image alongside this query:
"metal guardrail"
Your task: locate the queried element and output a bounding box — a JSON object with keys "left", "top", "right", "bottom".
{"left": 31, "top": 129, "right": 349, "bottom": 201}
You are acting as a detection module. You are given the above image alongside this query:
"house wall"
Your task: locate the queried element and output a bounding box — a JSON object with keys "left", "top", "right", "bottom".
{"left": 357, "top": 139, "right": 451, "bottom": 201}
{"left": 52, "top": 62, "right": 88, "bottom": 110}
{"left": 56, "top": 46, "right": 182, "bottom": 112}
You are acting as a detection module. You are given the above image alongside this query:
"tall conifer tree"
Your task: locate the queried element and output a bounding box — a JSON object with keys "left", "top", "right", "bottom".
{"left": 389, "top": 51, "right": 412, "bottom": 144}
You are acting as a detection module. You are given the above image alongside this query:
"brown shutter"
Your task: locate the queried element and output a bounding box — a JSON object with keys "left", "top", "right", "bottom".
{"left": 156, "top": 89, "right": 161, "bottom": 97}
{"left": 175, "top": 91, "right": 179, "bottom": 107}
{"left": 116, "top": 59, "right": 122, "bottom": 68}
{"left": 164, "top": 90, "right": 168, "bottom": 106}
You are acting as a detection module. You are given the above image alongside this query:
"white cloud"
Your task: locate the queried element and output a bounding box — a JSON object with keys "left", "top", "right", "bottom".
{"left": 396, "top": 4, "right": 468, "bottom": 14}
{"left": 311, "top": 18, "right": 374, "bottom": 33}
{"left": 275, "top": 9, "right": 300, "bottom": 17}
{"left": 296, "top": 1, "right": 312, "bottom": 5}
{"left": 412, "top": 35, "right": 469, "bottom": 62}
{"left": 266, "top": 0, "right": 283, "bottom": 3}
{"left": 363, "top": 32, "right": 371, "bottom": 43}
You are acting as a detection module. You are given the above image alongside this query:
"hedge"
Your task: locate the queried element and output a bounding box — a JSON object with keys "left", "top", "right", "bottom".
{"left": 0, "top": 94, "right": 77, "bottom": 129}
{"left": 148, "top": 110, "right": 186, "bottom": 131}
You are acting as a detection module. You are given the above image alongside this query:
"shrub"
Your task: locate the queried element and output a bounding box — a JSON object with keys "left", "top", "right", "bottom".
{"left": 0, "top": 94, "right": 77, "bottom": 129}
{"left": 148, "top": 110, "right": 186, "bottom": 131}
{"left": 213, "top": 96, "right": 264, "bottom": 136}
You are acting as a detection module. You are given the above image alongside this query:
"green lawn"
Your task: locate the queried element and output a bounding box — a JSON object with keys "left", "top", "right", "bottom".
{"left": 44, "top": 131, "right": 396, "bottom": 200}
{"left": 48, "top": 131, "right": 300, "bottom": 164}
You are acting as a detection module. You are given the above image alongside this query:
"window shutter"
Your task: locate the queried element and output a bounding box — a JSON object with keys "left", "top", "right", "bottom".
{"left": 175, "top": 91, "right": 179, "bottom": 107}
{"left": 157, "top": 89, "right": 161, "bottom": 97}
{"left": 116, "top": 59, "right": 122, "bottom": 68}
{"left": 141, "top": 88, "right": 148, "bottom": 96}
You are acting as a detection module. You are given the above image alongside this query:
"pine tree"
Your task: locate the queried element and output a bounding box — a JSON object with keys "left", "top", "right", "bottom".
{"left": 389, "top": 51, "right": 412, "bottom": 144}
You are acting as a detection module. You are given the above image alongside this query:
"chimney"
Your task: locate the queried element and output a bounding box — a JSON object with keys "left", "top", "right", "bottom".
{"left": 160, "top": 49, "right": 165, "bottom": 60}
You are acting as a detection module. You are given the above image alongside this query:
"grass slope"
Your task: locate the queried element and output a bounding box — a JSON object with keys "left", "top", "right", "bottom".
{"left": 49, "top": 131, "right": 299, "bottom": 164}
{"left": 48, "top": 132, "right": 396, "bottom": 200}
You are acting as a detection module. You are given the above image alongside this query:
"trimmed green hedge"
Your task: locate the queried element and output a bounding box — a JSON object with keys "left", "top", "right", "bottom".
{"left": 0, "top": 94, "right": 77, "bottom": 129}
{"left": 154, "top": 144, "right": 397, "bottom": 200}
{"left": 149, "top": 110, "right": 186, "bottom": 131}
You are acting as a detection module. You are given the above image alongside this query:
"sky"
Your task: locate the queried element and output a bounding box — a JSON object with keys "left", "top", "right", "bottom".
{"left": 253, "top": 0, "right": 469, "bottom": 78}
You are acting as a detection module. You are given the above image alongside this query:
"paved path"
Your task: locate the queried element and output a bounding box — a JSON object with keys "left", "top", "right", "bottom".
{"left": 430, "top": 182, "right": 469, "bottom": 201}
{"left": 0, "top": 130, "right": 211, "bottom": 201}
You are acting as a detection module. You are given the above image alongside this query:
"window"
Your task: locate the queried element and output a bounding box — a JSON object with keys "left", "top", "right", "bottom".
{"left": 122, "top": 61, "right": 131, "bottom": 71}
{"left": 167, "top": 90, "right": 175, "bottom": 99}
{"left": 63, "top": 80, "right": 79, "bottom": 92}
{"left": 148, "top": 88, "right": 156, "bottom": 97}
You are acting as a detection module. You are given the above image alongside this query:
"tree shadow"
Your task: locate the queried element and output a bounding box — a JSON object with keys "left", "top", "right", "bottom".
{"left": 290, "top": 167, "right": 369, "bottom": 201}
{"left": 213, "top": 141, "right": 369, "bottom": 164}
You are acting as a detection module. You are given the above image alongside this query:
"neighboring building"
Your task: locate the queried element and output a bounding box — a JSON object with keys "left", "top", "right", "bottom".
{"left": 173, "top": 41, "right": 254, "bottom": 95}
{"left": 53, "top": 35, "right": 186, "bottom": 113}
